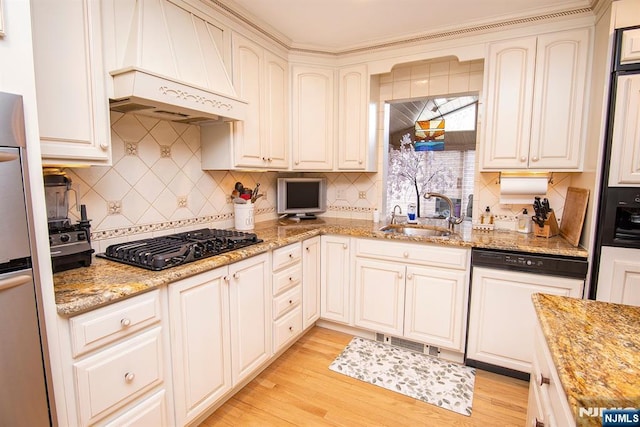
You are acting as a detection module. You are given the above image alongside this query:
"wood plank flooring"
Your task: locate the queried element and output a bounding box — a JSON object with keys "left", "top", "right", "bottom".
{"left": 200, "top": 327, "right": 529, "bottom": 426}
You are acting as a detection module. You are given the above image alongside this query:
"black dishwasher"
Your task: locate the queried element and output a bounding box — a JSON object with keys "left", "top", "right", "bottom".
{"left": 471, "top": 248, "right": 588, "bottom": 279}
{"left": 465, "top": 248, "right": 588, "bottom": 380}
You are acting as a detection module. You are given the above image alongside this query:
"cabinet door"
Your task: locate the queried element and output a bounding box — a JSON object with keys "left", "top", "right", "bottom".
{"left": 481, "top": 37, "right": 536, "bottom": 169}
{"left": 263, "top": 50, "right": 289, "bottom": 169}
{"left": 608, "top": 74, "right": 640, "bottom": 186}
{"left": 302, "top": 236, "right": 321, "bottom": 329}
{"left": 229, "top": 253, "right": 271, "bottom": 384}
{"left": 291, "top": 65, "right": 334, "bottom": 170}
{"left": 31, "top": 0, "right": 111, "bottom": 165}
{"left": 596, "top": 246, "right": 640, "bottom": 306}
{"left": 354, "top": 258, "right": 404, "bottom": 335}
{"left": 320, "top": 235, "right": 351, "bottom": 323}
{"left": 232, "top": 34, "right": 264, "bottom": 168}
{"left": 168, "top": 267, "right": 231, "bottom": 426}
{"left": 620, "top": 28, "right": 640, "bottom": 65}
{"left": 404, "top": 265, "right": 469, "bottom": 352}
{"left": 529, "top": 28, "right": 590, "bottom": 169}
{"left": 467, "top": 267, "right": 583, "bottom": 373}
{"left": 337, "top": 65, "right": 368, "bottom": 170}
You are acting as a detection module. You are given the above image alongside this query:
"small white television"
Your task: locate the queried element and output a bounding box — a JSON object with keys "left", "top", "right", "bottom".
{"left": 277, "top": 177, "right": 327, "bottom": 219}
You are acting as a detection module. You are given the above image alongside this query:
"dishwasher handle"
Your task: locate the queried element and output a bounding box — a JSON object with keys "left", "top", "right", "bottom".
{"left": 0, "top": 274, "right": 32, "bottom": 292}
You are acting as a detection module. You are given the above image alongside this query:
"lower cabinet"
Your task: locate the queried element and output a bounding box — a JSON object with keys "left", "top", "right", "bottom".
{"left": 63, "top": 290, "right": 170, "bottom": 426}
{"left": 353, "top": 238, "right": 470, "bottom": 353}
{"left": 168, "top": 253, "right": 270, "bottom": 426}
{"left": 467, "top": 267, "right": 583, "bottom": 373}
{"left": 596, "top": 246, "right": 640, "bottom": 306}
{"left": 168, "top": 267, "right": 231, "bottom": 426}
{"left": 228, "top": 254, "right": 271, "bottom": 384}
{"left": 320, "top": 235, "right": 352, "bottom": 324}
{"left": 526, "top": 320, "right": 574, "bottom": 427}
{"left": 302, "top": 236, "right": 321, "bottom": 329}
{"left": 271, "top": 243, "right": 303, "bottom": 353}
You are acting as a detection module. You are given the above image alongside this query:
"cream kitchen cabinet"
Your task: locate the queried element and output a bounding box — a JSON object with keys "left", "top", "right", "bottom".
{"left": 337, "top": 64, "right": 376, "bottom": 171}
{"left": 596, "top": 246, "right": 640, "bottom": 306}
{"left": 291, "top": 65, "right": 335, "bottom": 170}
{"left": 302, "top": 236, "right": 321, "bottom": 329}
{"left": 62, "top": 290, "right": 171, "bottom": 426}
{"left": 168, "top": 267, "right": 231, "bottom": 426}
{"left": 271, "top": 242, "right": 303, "bottom": 353}
{"left": 607, "top": 74, "right": 640, "bottom": 186}
{"left": 228, "top": 253, "right": 271, "bottom": 384}
{"left": 353, "top": 239, "right": 470, "bottom": 353}
{"left": 291, "top": 64, "right": 376, "bottom": 171}
{"left": 320, "top": 235, "right": 352, "bottom": 324}
{"left": 620, "top": 28, "right": 640, "bottom": 65}
{"left": 525, "top": 320, "right": 574, "bottom": 427}
{"left": 481, "top": 28, "right": 591, "bottom": 170}
{"left": 168, "top": 253, "right": 269, "bottom": 424}
{"left": 31, "top": 0, "right": 111, "bottom": 166}
{"left": 202, "top": 34, "right": 288, "bottom": 170}
{"left": 467, "top": 267, "right": 583, "bottom": 373}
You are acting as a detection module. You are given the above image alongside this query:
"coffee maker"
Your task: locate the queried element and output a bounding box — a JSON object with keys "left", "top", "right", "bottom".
{"left": 44, "top": 168, "right": 94, "bottom": 272}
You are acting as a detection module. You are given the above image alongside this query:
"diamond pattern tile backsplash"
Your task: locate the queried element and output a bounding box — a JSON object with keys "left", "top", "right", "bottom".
{"left": 63, "top": 112, "right": 380, "bottom": 253}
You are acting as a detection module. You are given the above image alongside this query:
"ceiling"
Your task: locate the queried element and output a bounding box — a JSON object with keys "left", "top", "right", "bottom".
{"left": 217, "top": 0, "right": 593, "bottom": 53}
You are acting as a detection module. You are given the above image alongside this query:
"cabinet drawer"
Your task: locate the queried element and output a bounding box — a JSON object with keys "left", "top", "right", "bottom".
{"left": 70, "top": 290, "right": 161, "bottom": 357}
{"left": 272, "top": 264, "right": 302, "bottom": 295}
{"left": 74, "top": 327, "right": 164, "bottom": 425}
{"left": 102, "top": 389, "right": 167, "bottom": 427}
{"left": 272, "top": 243, "right": 302, "bottom": 271}
{"left": 273, "top": 285, "right": 301, "bottom": 319}
{"left": 273, "top": 306, "right": 302, "bottom": 353}
{"left": 355, "top": 238, "right": 469, "bottom": 270}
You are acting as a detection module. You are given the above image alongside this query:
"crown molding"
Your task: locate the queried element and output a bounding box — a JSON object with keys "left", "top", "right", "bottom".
{"left": 208, "top": 0, "right": 596, "bottom": 57}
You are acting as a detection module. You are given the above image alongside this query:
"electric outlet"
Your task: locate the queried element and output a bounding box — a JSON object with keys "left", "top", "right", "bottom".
{"left": 336, "top": 189, "right": 346, "bottom": 200}
{"left": 359, "top": 191, "right": 367, "bottom": 199}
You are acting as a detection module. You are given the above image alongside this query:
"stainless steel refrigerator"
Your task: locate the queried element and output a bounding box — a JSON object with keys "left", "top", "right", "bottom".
{"left": 0, "top": 92, "right": 51, "bottom": 425}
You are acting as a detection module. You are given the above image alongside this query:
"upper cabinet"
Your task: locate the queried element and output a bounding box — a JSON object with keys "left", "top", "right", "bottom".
{"left": 337, "top": 65, "right": 377, "bottom": 171}
{"left": 31, "top": 0, "right": 112, "bottom": 166}
{"left": 291, "top": 63, "right": 377, "bottom": 171}
{"left": 620, "top": 28, "right": 640, "bottom": 65}
{"left": 202, "top": 33, "right": 288, "bottom": 170}
{"left": 291, "top": 65, "right": 335, "bottom": 170}
{"left": 202, "top": 33, "right": 289, "bottom": 169}
{"left": 481, "top": 28, "right": 591, "bottom": 171}
{"left": 608, "top": 74, "right": 640, "bottom": 186}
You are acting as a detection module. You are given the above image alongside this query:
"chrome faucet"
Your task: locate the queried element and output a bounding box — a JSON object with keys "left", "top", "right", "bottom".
{"left": 390, "top": 205, "right": 402, "bottom": 224}
{"left": 423, "top": 192, "right": 464, "bottom": 231}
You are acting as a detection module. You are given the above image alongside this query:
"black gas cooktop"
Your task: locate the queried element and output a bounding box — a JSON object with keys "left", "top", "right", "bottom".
{"left": 97, "top": 228, "right": 262, "bottom": 271}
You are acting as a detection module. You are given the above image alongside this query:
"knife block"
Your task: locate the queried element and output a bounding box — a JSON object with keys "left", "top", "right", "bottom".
{"left": 533, "top": 211, "right": 559, "bottom": 238}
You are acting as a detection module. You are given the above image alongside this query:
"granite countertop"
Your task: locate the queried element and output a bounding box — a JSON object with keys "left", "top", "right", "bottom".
{"left": 54, "top": 217, "right": 588, "bottom": 316}
{"left": 532, "top": 294, "right": 640, "bottom": 425}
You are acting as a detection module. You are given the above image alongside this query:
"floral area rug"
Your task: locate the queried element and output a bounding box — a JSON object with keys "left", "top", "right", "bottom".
{"left": 328, "top": 337, "right": 476, "bottom": 416}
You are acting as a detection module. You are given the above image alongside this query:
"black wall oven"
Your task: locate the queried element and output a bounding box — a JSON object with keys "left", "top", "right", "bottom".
{"left": 599, "top": 187, "right": 640, "bottom": 248}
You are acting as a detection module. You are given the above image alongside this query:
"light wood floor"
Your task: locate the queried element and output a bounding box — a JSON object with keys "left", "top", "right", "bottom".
{"left": 200, "top": 327, "right": 529, "bottom": 426}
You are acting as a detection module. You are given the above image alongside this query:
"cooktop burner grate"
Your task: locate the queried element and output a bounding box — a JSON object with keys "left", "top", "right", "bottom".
{"left": 97, "top": 228, "right": 263, "bottom": 270}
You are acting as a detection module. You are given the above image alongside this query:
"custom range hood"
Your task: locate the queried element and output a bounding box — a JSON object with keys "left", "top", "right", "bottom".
{"left": 105, "top": 0, "right": 247, "bottom": 124}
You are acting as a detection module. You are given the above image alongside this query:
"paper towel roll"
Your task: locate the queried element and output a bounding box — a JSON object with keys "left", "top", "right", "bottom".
{"left": 499, "top": 176, "right": 548, "bottom": 204}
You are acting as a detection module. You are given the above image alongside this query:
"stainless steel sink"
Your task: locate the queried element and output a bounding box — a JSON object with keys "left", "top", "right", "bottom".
{"left": 378, "top": 224, "right": 452, "bottom": 237}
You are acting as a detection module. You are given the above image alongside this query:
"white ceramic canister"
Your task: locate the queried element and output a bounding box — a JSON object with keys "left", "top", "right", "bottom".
{"left": 234, "top": 202, "right": 254, "bottom": 230}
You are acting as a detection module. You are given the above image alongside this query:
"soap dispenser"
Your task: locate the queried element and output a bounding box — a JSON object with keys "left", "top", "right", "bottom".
{"left": 481, "top": 206, "right": 494, "bottom": 224}
{"left": 518, "top": 208, "right": 532, "bottom": 233}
